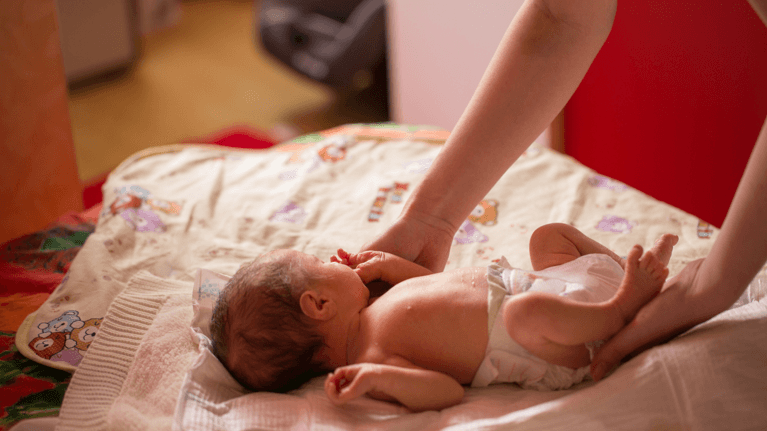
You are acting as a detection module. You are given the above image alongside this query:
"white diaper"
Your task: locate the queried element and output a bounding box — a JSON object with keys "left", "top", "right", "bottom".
{"left": 471, "top": 254, "right": 625, "bottom": 391}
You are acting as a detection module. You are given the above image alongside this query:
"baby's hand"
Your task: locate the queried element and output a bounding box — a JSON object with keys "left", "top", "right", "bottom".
{"left": 330, "top": 249, "right": 354, "bottom": 266}
{"left": 331, "top": 249, "right": 387, "bottom": 282}
{"left": 350, "top": 252, "right": 388, "bottom": 284}
{"left": 334, "top": 248, "right": 433, "bottom": 288}
{"left": 331, "top": 249, "right": 380, "bottom": 266}
{"left": 324, "top": 364, "right": 382, "bottom": 405}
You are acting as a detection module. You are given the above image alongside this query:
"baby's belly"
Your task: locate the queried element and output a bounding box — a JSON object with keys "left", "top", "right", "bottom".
{"left": 366, "top": 267, "right": 491, "bottom": 384}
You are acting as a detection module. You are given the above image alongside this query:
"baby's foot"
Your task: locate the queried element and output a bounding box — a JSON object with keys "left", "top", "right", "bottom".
{"left": 613, "top": 245, "right": 669, "bottom": 323}
{"left": 648, "top": 234, "right": 678, "bottom": 267}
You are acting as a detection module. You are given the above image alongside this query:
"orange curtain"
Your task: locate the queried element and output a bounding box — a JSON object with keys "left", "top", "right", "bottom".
{"left": 0, "top": 0, "right": 83, "bottom": 244}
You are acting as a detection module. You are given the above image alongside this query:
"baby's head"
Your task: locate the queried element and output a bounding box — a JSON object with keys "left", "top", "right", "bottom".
{"left": 209, "top": 249, "right": 369, "bottom": 392}
{"left": 209, "top": 250, "right": 325, "bottom": 392}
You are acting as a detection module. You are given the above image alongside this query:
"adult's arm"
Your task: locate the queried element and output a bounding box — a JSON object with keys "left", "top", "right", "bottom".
{"left": 593, "top": 114, "right": 767, "bottom": 381}
{"left": 363, "top": 0, "right": 617, "bottom": 271}
{"left": 592, "top": 1, "right": 767, "bottom": 377}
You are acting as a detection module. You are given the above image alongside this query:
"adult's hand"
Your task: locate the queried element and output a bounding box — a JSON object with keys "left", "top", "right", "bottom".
{"left": 361, "top": 213, "right": 455, "bottom": 273}
{"left": 591, "top": 258, "right": 718, "bottom": 380}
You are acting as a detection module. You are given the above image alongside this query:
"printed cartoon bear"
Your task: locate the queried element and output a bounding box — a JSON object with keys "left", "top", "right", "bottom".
{"left": 28, "top": 332, "right": 68, "bottom": 360}
{"left": 38, "top": 310, "right": 81, "bottom": 335}
{"left": 66, "top": 317, "right": 103, "bottom": 351}
{"left": 469, "top": 199, "right": 499, "bottom": 226}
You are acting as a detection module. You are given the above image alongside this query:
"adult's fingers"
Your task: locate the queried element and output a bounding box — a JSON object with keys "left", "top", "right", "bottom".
{"left": 590, "top": 323, "right": 639, "bottom": 381}
{"left": 591, "top": 281, "right": 703, "bottom": 381}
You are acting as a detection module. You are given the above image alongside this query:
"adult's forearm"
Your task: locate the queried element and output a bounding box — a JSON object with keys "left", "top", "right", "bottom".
{"left": 694, "top": 116, "right": 767, "bottom": 314}
{"left": 404, "top": 0, "right": 616, "bottom": 232}
{"left": 696, "top": 0, "right": 767, "bottom": 311}
{"left": 748, "top": 0, "right": 767, "bottom": 25}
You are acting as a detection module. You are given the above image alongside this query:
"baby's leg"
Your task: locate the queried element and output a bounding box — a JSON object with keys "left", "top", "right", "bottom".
{"left": 503, "top": 245, "right": 669, "bottom": 369}
{"left": 611, "top": 239, "right": 673, "bottom": 323}
{"left": 529, "top": 223, "right": 624, "bottom": 271}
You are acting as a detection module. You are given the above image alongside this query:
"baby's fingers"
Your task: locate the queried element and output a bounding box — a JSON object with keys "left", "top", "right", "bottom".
{"left": 347, "top": 251, "right": 384, "bottom": 266}
{"left": 324, "top": 367, "right": 367, "bottom": 405}
{"left": 324, "top": 372, "right": 345, "bottom": 403}
{"left": 331, "top": 249, "right": 352, "bottom": 265}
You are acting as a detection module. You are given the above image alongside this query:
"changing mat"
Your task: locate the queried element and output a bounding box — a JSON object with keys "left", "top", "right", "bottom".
{"left": 55, "top": 270, "right": 767, "bottom": 431}
{"left": 14, "top": 123, "right": 767, "bottom": 430}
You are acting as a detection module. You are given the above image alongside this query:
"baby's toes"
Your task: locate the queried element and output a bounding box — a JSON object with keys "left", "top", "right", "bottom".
{"left": 626, "top": 245, "right": 643, "bottom": 268}
{"left": 644, "top": 255, "right": 668, "bottom": 282}
{"left": 667, "top": 234, "right": 679, "bottom": 245}
{"left": 639, "top": 251, "right": 660, "bottom": 271}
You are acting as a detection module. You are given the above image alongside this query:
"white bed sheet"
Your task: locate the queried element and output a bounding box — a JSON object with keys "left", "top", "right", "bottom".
{"left": 176, "top": 298, "right": 767, "bottom": 431}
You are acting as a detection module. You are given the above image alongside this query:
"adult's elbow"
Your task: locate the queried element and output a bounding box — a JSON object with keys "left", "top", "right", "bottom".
{"left": 534, "top": 0, "right": 616, "bottom": 41}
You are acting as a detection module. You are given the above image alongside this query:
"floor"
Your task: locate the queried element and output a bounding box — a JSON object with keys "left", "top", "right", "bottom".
{"left": 68, "top": 0, "right": 388, "bottom": 181}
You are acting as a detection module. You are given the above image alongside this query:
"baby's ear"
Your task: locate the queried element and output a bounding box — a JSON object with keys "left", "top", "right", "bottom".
{"left": 299, "top": 290, "right": 336, "bottom": 321}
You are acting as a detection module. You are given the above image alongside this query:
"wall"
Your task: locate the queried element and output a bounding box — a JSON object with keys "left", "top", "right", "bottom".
{"left": 0, "top": 0, "right": 83, "bottom": 244}
{"left": 386, "top": 0, "right": 526, "bottom": 131}
{"left": 565, "top": 1, "right": 767, "bottom": 227}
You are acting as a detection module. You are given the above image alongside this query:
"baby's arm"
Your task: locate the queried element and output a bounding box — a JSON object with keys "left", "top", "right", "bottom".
{"left": 333, "top": 249, "right": 433, "bottom": 285}
{"left": 324, "top": 359, "right": 464, "bottom": 412}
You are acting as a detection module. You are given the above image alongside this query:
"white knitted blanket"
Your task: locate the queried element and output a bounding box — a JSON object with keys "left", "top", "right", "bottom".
{"left": 56, "top": 272, "right": 197, "bottom": 431}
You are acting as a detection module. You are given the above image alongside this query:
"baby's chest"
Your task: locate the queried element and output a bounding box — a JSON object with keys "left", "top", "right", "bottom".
{"left": 362, "top": 286, "right": 490, "bottom": 363}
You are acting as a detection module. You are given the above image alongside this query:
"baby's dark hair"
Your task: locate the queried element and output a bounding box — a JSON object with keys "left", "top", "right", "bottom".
{"left": 209, "top": 252, "right": 325, "bottom": 392}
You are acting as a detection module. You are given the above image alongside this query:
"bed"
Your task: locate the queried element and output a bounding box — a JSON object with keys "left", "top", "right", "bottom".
{"left": 4, "top": 123, "right": 767, "bottom": 430}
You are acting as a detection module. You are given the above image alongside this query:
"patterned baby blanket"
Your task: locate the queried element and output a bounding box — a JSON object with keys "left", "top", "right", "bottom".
{"left": 15, "top": 123, "right": 767, "bottom": 430}
{"left": 15, "top": 123, "right": 728, "bottom": 372}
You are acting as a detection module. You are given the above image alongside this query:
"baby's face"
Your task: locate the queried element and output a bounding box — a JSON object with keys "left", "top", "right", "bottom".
{"left": 289, "top": 250, "right": 370, "bottom": 313}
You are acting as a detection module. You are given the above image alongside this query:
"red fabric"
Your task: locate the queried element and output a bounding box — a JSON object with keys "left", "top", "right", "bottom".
{"left": 82, "top": 173, "right": 109, "bottom": 210}
{"left": 0, "top": 209, "right": 99, "bottom": 332}
{"left": 198, "top": 125, "right": 278, "bottom": 150}
{"left": 564, "top": 1, "right": 767, "bottom": 227}
{"left": 0, "top": 264, "right": 64, "bottom": 297}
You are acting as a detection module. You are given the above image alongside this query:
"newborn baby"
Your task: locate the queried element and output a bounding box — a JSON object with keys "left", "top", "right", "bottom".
{"left": 209, "top": 223, "right": 677, "bottom": 411}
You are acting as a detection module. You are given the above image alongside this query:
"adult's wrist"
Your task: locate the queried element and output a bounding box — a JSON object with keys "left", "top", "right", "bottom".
{"left": 399, "top": 194, "right": 462, "bottom": 241}
{"left": 402, "top": 170, "right": 482, "bottom": 234}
